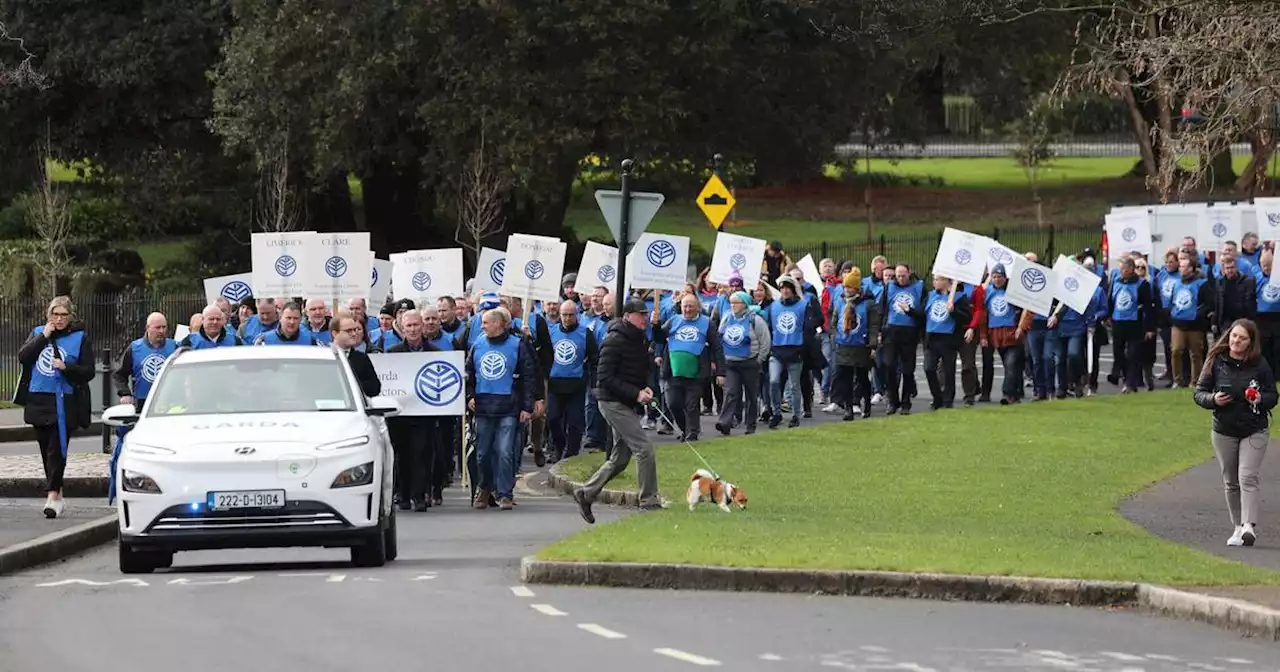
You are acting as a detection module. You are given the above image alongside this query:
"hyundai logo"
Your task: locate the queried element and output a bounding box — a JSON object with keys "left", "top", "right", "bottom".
{"left": 233, "top": 446, "right": 256, "bottom": 455}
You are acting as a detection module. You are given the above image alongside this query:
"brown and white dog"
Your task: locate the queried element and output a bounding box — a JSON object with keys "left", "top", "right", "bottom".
{"left": 686, "top": 469, "right": 748, "bottom": 512}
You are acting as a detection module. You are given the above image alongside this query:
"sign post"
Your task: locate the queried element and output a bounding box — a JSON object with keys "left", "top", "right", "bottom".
{"left": 594, "top": 159, "right": 666, "bottom": 317}
{"left": 616, "top": 159, "right": 633, "bottom": 318}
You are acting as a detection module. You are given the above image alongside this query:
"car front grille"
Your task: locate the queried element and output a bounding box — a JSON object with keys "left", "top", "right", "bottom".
{"left": 145, "top": 501, "right": 349, "bottom": 534}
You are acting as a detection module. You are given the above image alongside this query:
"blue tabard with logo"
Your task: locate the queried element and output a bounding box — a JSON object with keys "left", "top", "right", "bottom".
{"left": 473, "top": 334, "right": 520, "bottom": 396}
{"left": 1169, "top": 276, "right": 1207, "bottom": 322}
{"left": 548, "top": 324, "right": 588, "bottom": 379}
{"left": 1259, "top": 277, "right": 1280, "bottom": 314}
{"left": 831, "top": 295, "right": 869, "bottom": 347}
{"left": 666, "top": 314, "right": 710, "bottom": 356}
{"left": 885, "top": 281, "right": 923, "bottom": 328}
{"left": 1156, "top": 268, "right": 1177, "bottom": 308}
{"left": 1111, "top": 281, "right": 1140, "bottom": 322}
{"left": 427, "top": 331, "right": 454, "bottom": 351}
{"left": 302, "top": 323, "right": 333, "bottom": 345}
{"left": 924, "top": 290, "right": 956, "bottom": 334}
{"left": 129, "top": 337, "right": 177, "bottom": 401}
{"left": 719, "top": 313, "right": 754, "bottom": 359}
{"left": 984, "top": 285, "right": 1017, "bottom": 329}
{"left": 769, "top": 297, "right": 807, "bottom": 347}
{"left": 189, "top": 329, "right": 238, "bottom": 349}
{"left": 28, "top": 326, "right": 85, "bottom": 460}
{"left": 259, "top": 329, "right": 317, "bottom": 346}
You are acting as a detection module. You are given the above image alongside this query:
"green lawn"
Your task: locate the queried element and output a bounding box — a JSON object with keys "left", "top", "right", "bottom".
{"left": 541, "top": 392, "right": 1280, "bottom": 586}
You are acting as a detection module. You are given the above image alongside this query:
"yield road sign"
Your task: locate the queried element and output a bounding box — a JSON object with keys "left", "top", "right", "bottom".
{"left": 595, "top": 190, "right": 665, "bottom": 247}
{"left": 697, "top": 174, "right": 735, "bottom": 230}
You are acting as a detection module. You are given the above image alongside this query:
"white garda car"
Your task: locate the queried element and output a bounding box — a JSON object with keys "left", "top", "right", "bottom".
{"left": 101, "top": 344, "right": 399, "bottom": 574}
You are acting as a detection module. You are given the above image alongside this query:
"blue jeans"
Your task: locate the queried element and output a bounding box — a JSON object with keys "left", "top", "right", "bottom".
{"left": 1045, "top": 330, "right": 1066, "bottom": 395}
{"left": 584, "top": 383, "right": 606, "bottom": 447}
{"left": 820, "top": 332, "right": 835, "bottom": 397}
{"left": 548, "top": 389, "right": 587, "bottom": 458}
{"left": 1026, "top": 326, "right": 1050, "bottom": 398}
{"left": 769, "top": 356, "right": 803, "bottom": 420}
{"left": 872, "top": 346, "right": 886, "bottom": 395}
{"left": 475, "top": 415, "right": 518, "bottom": 499}
{"left": 1058, "top": 332, "right": 1087, "bottom": 388}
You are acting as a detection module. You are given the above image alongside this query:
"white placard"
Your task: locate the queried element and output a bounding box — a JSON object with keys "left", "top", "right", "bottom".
{"left": 473, "top": 247, "right": 506, "bottom": 294}
{"left": 304, "top": 232, "right": 371, "bottom": 303}
{"left": 251, "top": 231, "right": 315, "bottom": 298}
{"left": 577, "top": 241, "right": 620, "bottom": 291}
{"left": 1199, "top": 205, "right": 1243, "bottom": 251}
{"left": 368, "top": 351, "right": 465, "bottom": 416}
{"left": 203, "top": 272, "right": 255, "bottom": 306}
{"left": 1254, "top": 198, "right": 1280, "bottom": 244}
{"left": 796, "top": 254, "right": 822, "bottom": 288}
{"left": 1051, "top": 254, "right": 1101, "bottom": 315}
{"left": 708, "top": 232, "right": 766, "bottom": 288}
{"left": 502, "top": 234, "right": 567, "bottom": 299}
{"left": 931, "top": 227, "right": 990, "bottom": 285}
{"left": 174, "top": 325, "right": 190, "bottom": 342}
{"left": 1005, "top": 255, "right": 1056, "bottom": 316}
{"left": 984, "top": 238, "right": 1019, "bottom": 272}
{"left": 626, "top": 233, "right": 690, "bottom": 291}
{"left": 1105, "top": 210, "right": 1153, "bottom": 262}
{"left": 390, "top": 248, "right": 464, "bottom": 302}
{"left": 370, "top": 255, "right": 393, "bottom": 306}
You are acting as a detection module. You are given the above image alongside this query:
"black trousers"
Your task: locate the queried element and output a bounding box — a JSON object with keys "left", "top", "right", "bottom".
{"left": 882, "top": 326, "right": 919, "bottom": 410}
{"left": 719, "top": 359, "right": 760, "bottom": 431}
{"left": 923, "top": 334, "right": 958, "bottom": 407}
{"left": 665, "top": 377, "right": 704, "bottom": 438}
{"left": 833, "top": 363, "right": 872, "bottom": 411}
{"left": 390, "top": 421, "right": 439, "bottom": 503}
{"left": 1112, "top": 321, "right": 1146, "bottom": 390}
{"left": 34, "top": 424, "right": 65, "bottom": 492}
{"left": 979, "top": 344, "right": 995, "bottom": 399}
{"left": 701, "top": 377, "right": 724, "bottom": 412}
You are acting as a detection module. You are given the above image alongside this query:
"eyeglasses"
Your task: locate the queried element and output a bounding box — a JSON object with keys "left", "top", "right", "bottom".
{"left": 50, "top": 311, "right": 70, "bottom": 318}
{"left": 339, "top": 327, "right": 361, "bottom": 335}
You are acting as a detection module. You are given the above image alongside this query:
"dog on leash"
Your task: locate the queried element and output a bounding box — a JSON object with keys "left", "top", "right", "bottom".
{"left": 686, "top": 468, "right": 748, "bottom": 512}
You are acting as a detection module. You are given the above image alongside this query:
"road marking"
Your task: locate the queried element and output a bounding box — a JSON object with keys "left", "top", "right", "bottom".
{"left": 326, "top": 574, "right": 347, "bottom": 583}
{"left": 530, "top": 603, "right": 567, "bottom": 616}
{"left": 758, "top": 653, "right": 782, "bottom": 661}
{"left": 412, "top": 573, "right": 438, "bottom": 581}
{"left": 1218, "top": 659, "right": 1254, "bottom": 666}
{"left": 654, "top": 648, "right": 721, "bottom": 666}
{"left": 860, "top": 646, "right": 889, "bottom": 653}
{"left": 1146, "top": 654, "right": 1180, "bottom": 662}
{"left": 577, "top": 623, "right": 626, "bottom": 639}
{"left": 1100, "top": 652, "right": 1146, "bottom": 662}
{"left": 36, "top": 578, "right": 148, "bottom": 587}
{"left": 510, "top": 586, "right": 535, "bottom": 597}
{"left": 167, "top": 576, "right": 253, "bottom": 586}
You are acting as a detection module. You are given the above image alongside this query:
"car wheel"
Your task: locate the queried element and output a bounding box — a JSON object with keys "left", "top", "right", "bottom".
{"left": 350, "top": 514, "right": 387, "bottom": 568}
{"left": 118, "top": 541, "right": 158, "bottom": 574}
{"left": 383, "top": 507, "right": 398, "bottom": 562}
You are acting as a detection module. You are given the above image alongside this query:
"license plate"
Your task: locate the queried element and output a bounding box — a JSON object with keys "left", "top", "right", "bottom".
{"left": 207, "top": 489, "right": 286, "bottom": 510}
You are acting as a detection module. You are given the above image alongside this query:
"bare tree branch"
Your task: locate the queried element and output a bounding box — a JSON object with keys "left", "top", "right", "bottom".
{"left": 0, "top": 21, "right": 48, "bottom": 89}
{"left": 28, "top": 123, "right": 73, "bottom": 294}
{"left": 253, "top": 136, "right": 305, "bottom": 232}
{"left": 453, "top": 130, "right": 510, "bottom": 265}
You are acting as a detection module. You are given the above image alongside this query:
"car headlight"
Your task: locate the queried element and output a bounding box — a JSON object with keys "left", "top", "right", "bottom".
{"left": 330, "top": 462, "right": 375, "bottom": 488}
{"left": 316, "top": 436, "right": 370, "bottom": 451}
{"left": 121, "top": 469, "right": 162, "bottom": 494}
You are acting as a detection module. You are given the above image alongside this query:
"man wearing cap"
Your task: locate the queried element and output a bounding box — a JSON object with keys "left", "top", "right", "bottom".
{"left": 574, "top": 298, "right": 663, "bottom": 524}
{"left": 370, "top": 300, "right": 410, "bottom": 352}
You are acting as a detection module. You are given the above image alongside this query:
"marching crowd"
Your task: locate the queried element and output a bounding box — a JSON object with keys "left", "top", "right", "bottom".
{"left": 14, "top": 232, "right": 1280, "bottom": 528}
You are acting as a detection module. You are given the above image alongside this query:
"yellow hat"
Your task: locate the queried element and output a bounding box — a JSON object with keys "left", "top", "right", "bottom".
{"left": 843, "top": 267, "right": 862, "bottom": 289}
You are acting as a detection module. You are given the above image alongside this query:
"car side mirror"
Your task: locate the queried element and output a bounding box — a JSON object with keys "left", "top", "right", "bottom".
{"left": 101, "top": 403, "right": 140, "bottom": 427}
{"left": 365, "top": 396, "right": 400, "bottom": 417}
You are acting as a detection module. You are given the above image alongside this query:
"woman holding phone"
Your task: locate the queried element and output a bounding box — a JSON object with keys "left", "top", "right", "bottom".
{"left": 1195, "top": 318, "right": 1278, "bottom": 547}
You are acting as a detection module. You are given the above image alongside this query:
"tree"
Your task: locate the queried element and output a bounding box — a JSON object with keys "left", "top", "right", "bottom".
{"left": 253, "top": 138, "right": 305, "bottom": 233}
{"left": 26, "top": 127, "right": 73, "bottom": 294}
{"left": 0, "top": 20, "right": 46, "bottom": 88}
{"left": 452, "top": 131, "right": 510, "bottom": 268}
{"left": 1007, "top": 93, "right": 1067, "bottom": 226}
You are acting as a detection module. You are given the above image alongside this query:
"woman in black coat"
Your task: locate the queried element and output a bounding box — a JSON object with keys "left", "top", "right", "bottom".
{"left": 1194, "top": 318, "right": 1278, "bottom": 548}
{"left": 14, "top": 296, "right": 97, "bottom": 518}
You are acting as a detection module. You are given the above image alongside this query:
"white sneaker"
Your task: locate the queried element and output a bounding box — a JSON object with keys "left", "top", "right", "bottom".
{"left": 43, "top": 497, "right": 63, "bottom": 519}
{"left": 853, "top": 405, "right": 864, "bottom": 415}
{"left": 1242, "top": 524, "right": 1258, "bottom": 547}
{"left": 1228, "top": 526, "right": 1245, "bottom": 547}
{"left": 41, "top": 494, "right": 54, "bottom": 519}
{"left": 641, "top": 417, "right": 653, "bottom": 431}
{"left": 822, "top": 402, "right": 840, "bottom": 414}
{"left": 871, "top": 393, "right": 884, "bottom": 405}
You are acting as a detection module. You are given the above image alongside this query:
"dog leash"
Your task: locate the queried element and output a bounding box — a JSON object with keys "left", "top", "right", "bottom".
{"left": 646, "top": 400, "right": 721, "bottom": 480}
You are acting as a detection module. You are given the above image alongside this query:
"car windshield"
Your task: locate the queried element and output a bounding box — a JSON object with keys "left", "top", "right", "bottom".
{"left": 144, "top": 359, "right": 356, "bottom": 416}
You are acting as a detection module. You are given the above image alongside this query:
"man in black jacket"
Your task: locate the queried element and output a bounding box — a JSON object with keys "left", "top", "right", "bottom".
{"left": 385, "top": 310, "right": 441, "bottom": 511}
{"left": 332, "top": 311, "right": 382, "bottom": 398}
{"left": 574, "top": 298, "right": 663, "bottom": 524}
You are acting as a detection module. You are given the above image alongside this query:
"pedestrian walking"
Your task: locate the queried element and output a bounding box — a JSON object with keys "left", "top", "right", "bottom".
{"left": 1194, "top": 318, "right": 1278, "bottom": 547}
{"left": 574, "top": 298, "right": 664, "bottom": 524}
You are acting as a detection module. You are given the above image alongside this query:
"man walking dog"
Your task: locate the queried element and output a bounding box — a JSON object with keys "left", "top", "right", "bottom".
{"left": 574, "top": 298, "right": 665, "bottom": 523}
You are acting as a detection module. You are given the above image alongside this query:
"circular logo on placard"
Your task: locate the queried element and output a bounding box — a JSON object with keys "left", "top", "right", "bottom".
{"left": 1264, "top": 284, "right": 1280, "bottom": 303}
{"left": 412, "top": 272, "right": 432, "bottom": 292}
{"left": 597, "top": 265, "right": 615, "bottom": 283}
{"left": 646, "top": 240, "right": 677, "bottom": 268}
{"left": 140, "top": 354, "right": 166, "bottom": 383}
{"left": 414, "top": 361, "right": 462, "bottom": 407}
{"left": 775, "top": 312, "right": 797, "bottom": 334}
{"left": 1020, "top": 268, "right": 1047, "bottom": 292}
{"left": 1121, "top": 227, "right": 1137, "bottom": 243}
{"left": 490, "top": 259, "right": 505, "bottom": 285}
{"left": 479, "top": 351, "right": 507, "bottom": 381}
{"left": 1116, "top": 290, "right": 1134, "bottom": 312}
{"left": 1212, "top": 221, "right": 1227, "bottom": 238}
{"left": 928, "top": 300, "right": 950, "bottom": 322}
{"left": 274, "top": 255, "right": 297, "bottom": 277}
{"left": 1063, "top": 276, "right": 1080, "bottom": 293}
{"left": 524, "top": 260, "right": 545, "bottom": 280}
{"left": 1173, "top": 288, "right": 1192, "bottom": 311}
{"left": 729, "top": 253, "right": 747, "bottom": 270}
{"left": 220, "top": 281, "right": 252, "bottom": 302}
{"left": 371, "top": 267, "right": 379, "bottom": 287}
{"left": 674, "top": 325, "right": 700, "bottom": 342}
{"left": 988, "top": 246, "right": 1014, "bottom": 266}
{"left": 989, "top": 295, "right": 1009, "bottom": 317}
{"left": 955, "top": 249, "right": 972, "bottom": 265}
{"left": 325, "top": 256, "right": 348, "bottom": 278}
{"left": 723, "top": 324, "right": 746, "bottom": 347}
{"left": 36, "top": 345, "right": 56, "bottom": 377}
{"left": 553, "top": 339, "right": 578, "bottom": 366}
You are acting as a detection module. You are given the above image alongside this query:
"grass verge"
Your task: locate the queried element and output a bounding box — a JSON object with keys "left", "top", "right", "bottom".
{"left": 540, "top": 391, "right": 1280, "bottom": 586}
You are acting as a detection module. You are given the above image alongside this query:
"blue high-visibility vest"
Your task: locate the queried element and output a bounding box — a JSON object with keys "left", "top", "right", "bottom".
{"left": 129, "top": 337, "right": 177, "bottom": 400}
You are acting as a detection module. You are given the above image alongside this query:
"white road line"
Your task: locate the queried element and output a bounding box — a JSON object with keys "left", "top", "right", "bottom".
{"left": 1218, "top": 658, "right": 1254, "bottom": 665}
{"left": 530, "top": 603, "right": 567, "bottom": 616}
{"left": 577, "top": 623, "right": 627, "bottom": 639}
{"left": 758, "top": 653, "right": 783, "bottom": 661}
{"left": 510, "top": 586, "right": 535, "bottom": 597}
{"left": 654, "top": 648, "right": 722, "bottom": 666}
{"left": 1100, "top": 652, "right": 1146, "bottom": 662}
